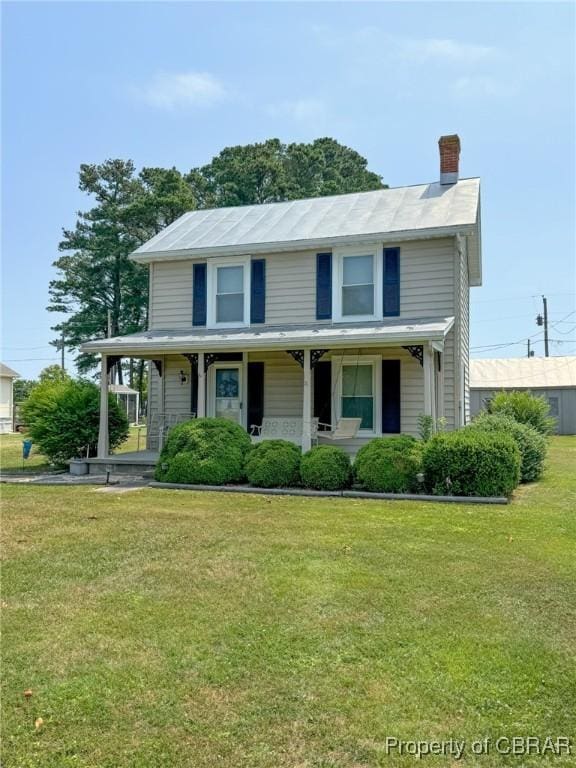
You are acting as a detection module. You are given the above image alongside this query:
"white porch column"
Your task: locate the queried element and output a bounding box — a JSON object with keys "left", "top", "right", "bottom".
{"left": 423, "top": 343, "right": 434, "bottom": 419}
{"left": 97, "top": 354, "right": 109, "bottom": 458}
{"left": 197, "top": 352, "right": 206, "bottom": 417}
{"left": 302, "top": 348, "right": 312, "bottom": 452}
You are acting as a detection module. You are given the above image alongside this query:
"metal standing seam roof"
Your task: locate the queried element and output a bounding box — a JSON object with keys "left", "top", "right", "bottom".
{"left": 130, "top": 179, "right": 482, "bottom": 285}
{"left": 81, "top": 316, "right": 455, "bottom": 356}
{"left": 0, "top": 363, "right": 20, "bottom": 378}
{"left": 470, "top": 357, "right": 576, "bottom": 389}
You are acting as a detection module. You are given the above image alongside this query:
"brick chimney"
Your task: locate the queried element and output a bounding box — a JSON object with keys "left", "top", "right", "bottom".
{"left": 439, "top": 134, "right": 460, "bottom": 185}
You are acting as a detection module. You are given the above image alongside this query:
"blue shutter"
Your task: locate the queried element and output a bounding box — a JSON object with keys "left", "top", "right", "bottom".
{"left": 382, "top": 359, "right": 401, "bottom": 433}
{"left": 192, "top": 263, "right": 207, "bottom": 326}
{"left": 250, "top": 259, "right": 266, "bottom": 324}
{"left": 247, "top": 362, "right": 265, "bottom": 430}
{"left": 316, "top": 252, "right": 332, "bottom": 320}
{"left": 383, "top": 247, "right": 400, "bottom": 317}
{"left": 313, "top": 360, "right": 332, "bottom": 427}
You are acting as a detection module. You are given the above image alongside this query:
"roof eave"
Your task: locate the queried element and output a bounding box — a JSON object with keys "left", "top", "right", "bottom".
{"left": 129, "top": 225, "right": 477, "bottom": 264}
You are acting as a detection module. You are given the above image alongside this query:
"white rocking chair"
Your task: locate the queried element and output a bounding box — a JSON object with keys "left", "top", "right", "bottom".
{"left": 318, "top": 417, "right": 362, "bottom": 441}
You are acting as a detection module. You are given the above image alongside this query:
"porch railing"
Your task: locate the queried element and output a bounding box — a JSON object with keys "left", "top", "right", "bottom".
{"left": 147, "top": 412, "right": 196, "bottom": 451}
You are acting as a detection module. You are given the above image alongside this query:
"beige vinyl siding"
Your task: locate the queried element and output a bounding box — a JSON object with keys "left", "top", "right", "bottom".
{"left": 148, "top": 238, "right": 456, "bottom": 330}
{"left": 150, "top": 261, "right": 194, "bottom": 329}
{"left": 397, "top": 238, "right": 455, "bottom": 319}
{"left": 248, "top": 351, "right": 303, "bottom": 417}
{"left": 454, "top": 236, "right": 470, "bottom": 425}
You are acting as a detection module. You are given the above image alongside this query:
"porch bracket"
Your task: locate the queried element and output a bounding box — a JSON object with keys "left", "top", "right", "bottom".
{"left": 152, "top": 359, "right": 163, "bottom": 377}
{"left": 402, "top": 345, "right": 424, "bottom": 367}
{"left": 286, "top": 349, "right": 328, "bottom": 368}
{"left": 204, "top": 353, "right": 218, "bottom": 371}
{"left": 106, "top": 355, "right": 122, "bottom": 374}
{"left": 181, "top": 353, "right": 198, "bottom": 367}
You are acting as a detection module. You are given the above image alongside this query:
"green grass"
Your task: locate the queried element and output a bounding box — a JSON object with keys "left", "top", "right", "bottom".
{"left": 0, "top": 426, "right": 148, "bottom": 472}
{"left": 2, "top": 437, "right": 575, "bottom": 767}
{"left": 0, "top": 431, "right": 53, "bottom": 472}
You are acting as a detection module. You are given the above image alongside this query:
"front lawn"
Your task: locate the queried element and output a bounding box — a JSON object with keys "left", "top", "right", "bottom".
{"left": 0, "top": 425, "right": 147, "bottom": 473}
{"left": 2, "top": 437, "right": 575, "bottom": 767}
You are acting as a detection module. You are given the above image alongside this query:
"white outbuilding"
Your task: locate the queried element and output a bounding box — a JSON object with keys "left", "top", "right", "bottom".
{"left": 470, "top": 356, "right": 576, "bottom": 435}
{"left": 0, "top": 362, "right": 19, "bottom": 434}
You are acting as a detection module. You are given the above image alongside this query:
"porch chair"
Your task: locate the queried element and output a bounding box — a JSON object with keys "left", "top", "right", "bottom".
{"left": 318, "top": 417, "right": 362, "bottom": 441}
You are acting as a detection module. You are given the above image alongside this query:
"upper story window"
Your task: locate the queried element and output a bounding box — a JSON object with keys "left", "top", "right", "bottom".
{"left": 333, "top": 245, "right": 382, "bottom": 322}
{"left": 342, "top": 255, "right": 374, "bottom": 316}
{"left": 207, "top": 257, "right": 250, "bottom": 328}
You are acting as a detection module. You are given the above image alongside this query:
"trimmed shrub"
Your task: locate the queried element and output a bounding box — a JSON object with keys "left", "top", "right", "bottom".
{"left": 422, "top": 430, "right": 521, "bottom": 497}
{"left": 468, "top": 412, "right": 547, "bottom": 483}
{"left": 155, "top": 417, "right": 251, "bottom": 485}
{"left": 487, "top": 390, "right": 556, "bottom": 435}
{"left": 354, "top": 436, "right": 423, "bottom": 493}
{"left": 21, "top": 379, "right": 129, "bottom": 466}
{"left": 245, "top": 439, "right": 301, "bottom": 488}
{"left": 300, "top": 446, "right": 352, "bottom": 491}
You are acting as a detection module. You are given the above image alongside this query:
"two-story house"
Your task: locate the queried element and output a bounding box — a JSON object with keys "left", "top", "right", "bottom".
{"left": 83, "top": 135, "right": 481, "bottom": 471}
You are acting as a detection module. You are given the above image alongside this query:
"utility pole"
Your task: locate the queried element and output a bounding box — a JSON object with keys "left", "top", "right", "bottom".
{"left": 543, "top": 296, "right": 549, "bottom": 357}
{"left": 527, "top": 339, "right": 534, "bottom": 358}
{"left": 536, "top": 296, "right": 550, "bottom": 357}
{"left": 60, "top": 330, "right": 65, "bottom": 372}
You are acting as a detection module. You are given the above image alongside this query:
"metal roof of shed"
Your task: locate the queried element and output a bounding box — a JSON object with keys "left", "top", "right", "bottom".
{"left": 82, "top": 316, "right": 454, "bottom": 356}
{"left": 131, "top": 179, "right": 482, "bottom": 285}
{"left": 470, "top": 357, "right": 576, "bottom": 389}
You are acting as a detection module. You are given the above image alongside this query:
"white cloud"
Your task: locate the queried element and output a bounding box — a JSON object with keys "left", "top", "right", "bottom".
{"left": 395, "top": 37, "right": 496, "bottom": 63}
{"left": 266, "top": 98, "right": 327, "bottom": 124}
{"left": 137, "top": 71, "right": 227, "bottom": 109}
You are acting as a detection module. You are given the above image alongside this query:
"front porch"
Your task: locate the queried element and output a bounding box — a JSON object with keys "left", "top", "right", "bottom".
{"left": 85, "top": 317, "right": 456, "bottom": 469}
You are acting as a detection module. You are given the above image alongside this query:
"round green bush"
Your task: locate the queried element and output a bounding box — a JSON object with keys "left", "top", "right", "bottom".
{"left": 487, "top": 390, "right": 556, "bottom": 435}
{"left": 354, "top": 436, "right": 423, "bottom": 493}
{"left": 468, "top": 412, "right": 547, "bottom": 483}
{"left": 300, "top": 446, "right": 352, "bottom": 490}
{"left": 245, "top": 439, "right": 301, "bottom": 488}
{"left": 422, "top": 430, "right": 521, "bottom": 497}
{"left": 155, "top": 417, "right": 252, "bottom": 485}
{"left": 22, "top": 378, "right": 129, "bottom": 466}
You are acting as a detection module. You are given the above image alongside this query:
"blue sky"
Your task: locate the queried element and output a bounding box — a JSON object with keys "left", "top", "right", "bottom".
{"left": 2, "top": 1, "right": 575, "bottom": 379}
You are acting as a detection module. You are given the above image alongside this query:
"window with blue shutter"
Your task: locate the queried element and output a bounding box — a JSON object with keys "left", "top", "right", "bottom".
{"left": 316, "top": 252, "right": 332, "bottom": 320}
{"left": 250, "top": 259, "right": 266, "bottom": 324}
{"left": 383, "top": 247, "right": 400, "bottom": 317}
{"left": 192, "top": 263, "right": 207, "bottom": 326}
{"left": 381, "top": 359, "right": 401, "bottom": 433}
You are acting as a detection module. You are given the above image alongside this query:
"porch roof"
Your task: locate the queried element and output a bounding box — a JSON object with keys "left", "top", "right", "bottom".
{"left": 81, "top": 316, "right": 454, "bottom": 356}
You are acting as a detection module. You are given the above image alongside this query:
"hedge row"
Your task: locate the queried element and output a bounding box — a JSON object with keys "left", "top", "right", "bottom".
{"left": 156, "top": 411, "right": 545, "bottom": 498}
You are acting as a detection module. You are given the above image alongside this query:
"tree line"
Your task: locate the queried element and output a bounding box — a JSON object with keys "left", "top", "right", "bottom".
{"left": 49, "top": 137, "right": 385, "bottom": 393}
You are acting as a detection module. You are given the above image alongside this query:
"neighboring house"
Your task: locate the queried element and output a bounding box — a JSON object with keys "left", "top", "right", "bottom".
{"left": 0, "top": 363, "right": 19, "bottom": 434}
{"left": 83, "top": 134, "right": 482, "bottom": 464}
{"left": 470, "top": 356, "right": 576, "bottom": 435}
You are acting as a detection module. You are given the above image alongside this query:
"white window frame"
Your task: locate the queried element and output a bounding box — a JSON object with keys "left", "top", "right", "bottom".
{"left": 331, "top": 355, "right": 382, "bottom": 436}
{"left": 332, "top": 244, "right": 382, "bottom": 323}
{"left": 207, "top": 256, "right": 251, "bottom": 329}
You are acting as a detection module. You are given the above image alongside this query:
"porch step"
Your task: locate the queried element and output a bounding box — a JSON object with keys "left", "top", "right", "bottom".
{"left": 84, "top": 450, "right": 159, "bottom": 477}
